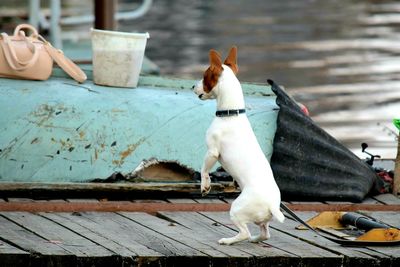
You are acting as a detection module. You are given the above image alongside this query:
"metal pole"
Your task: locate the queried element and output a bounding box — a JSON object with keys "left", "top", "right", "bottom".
{"left": 94, "top": 0, "right": 116, "bottom": 30}
{"left": 50, "top": 0, "right": 62, "bottom": 49}
{"left": 60, "top": 0, "right": 152, "bottom": 26}
{"left": 29, "top": 0, "right": 40, "bottom": 28}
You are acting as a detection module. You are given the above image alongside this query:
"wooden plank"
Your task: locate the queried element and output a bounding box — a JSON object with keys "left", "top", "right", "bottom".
{"left": 160, "top": 212, "right": 299, "bottom": 266}
{"left": 0, "top": 240, "right": 30, "bottom": 267}
{"left": 364, "top": 243, "right": 400, "bottom": 266}
{"left": 39, "top": 212, "right": 140, "bottom": 266}
{"left": 290, "top": 201, "right": 325, "bottom": 205}
{"left": 131, "top": 199, "right": 168, "bottom": 203}
{"left": 78, "top": 212, "right": 210, "bottom": 266}
{"left": 6, "top": 198, "right": 33, "bottom": 202}
{"left": 1, "top": 201, "right": 400, "bottom": 212}
{"left": 373, "top": 194, "right": 400, "bottom": 205}
{"left": 0, "top": 241, "right": 28, "bottom": 255}
{"left": 35, "top": 199, "right": 68, "bottom": 203}
{"left": 325, "top": 201, "right": 354, "bottom": 205}
{"left": 222, "top": 197, "right": 235, "bottom": 204}
{"left": 1, "top": 212, "right": 115, "bottom": 266}
{"left": 194, "top": 198, "right": 227, "bottom": 204}
{"left": 67, "top": 198, "right": 100, "bottom": 203}
{"left": 48, "top": 199, "right": 68, "bottom": 202}
{"left": 277, "top": 211, "right": 392, "bottom": 266}
{"left": 167, "top": 198, "right": 197, "bottom": 203}
{"left": 160, "top": 211, "right": 339, "bottom": 266}
{"left": 0, "top": 201, "right": 230, "bottom": 212}
{"left": 362, "top": 197, "right": 383, "bottom": 205}
{"left": 47, "top": 212, "right": 164, "bottom": 264}
{"left": 0, "top": 214, "right": 75, "bottom": 266}
{"left": 199, "top": 211, "right": 342, "bottom": 267}
{"left": 119, "top": 212, "right": 260, "bottom": 266}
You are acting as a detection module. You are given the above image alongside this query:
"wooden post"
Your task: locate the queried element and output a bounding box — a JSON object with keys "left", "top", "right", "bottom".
{"left": 94, "top": 0, "right": 116, "bottom": 30}
{"left": 394, "top": 135, "right": 400, "bottom": 197}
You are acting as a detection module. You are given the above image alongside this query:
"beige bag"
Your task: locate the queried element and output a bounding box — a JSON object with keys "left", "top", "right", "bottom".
{"left": 0, "top": 24, "right": 86, "bottom": 83}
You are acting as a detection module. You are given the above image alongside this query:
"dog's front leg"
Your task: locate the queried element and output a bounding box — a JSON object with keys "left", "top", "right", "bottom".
{"left": 201, "top": 150, "right": 218, "bottom": 196}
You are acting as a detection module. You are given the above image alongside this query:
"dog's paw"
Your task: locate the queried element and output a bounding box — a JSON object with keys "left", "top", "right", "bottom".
{"left": 201, "top": 185, "right": 211, "bottom": 196}
{"left": 249, "top": 234, "right": 269, "bottom": 243}
{"left": 200, "top": 173, "right": 211, "bottom": 196}
{"left": 218, "top": 238, "right": 233, "bottom": 245}
{"left": 249, "top": 236, "right": 262, "bottom": 243}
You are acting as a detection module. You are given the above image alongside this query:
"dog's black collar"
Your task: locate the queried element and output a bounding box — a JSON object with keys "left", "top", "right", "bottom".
{"left": 215, "top": 109, "right": 246, "bottom": 117}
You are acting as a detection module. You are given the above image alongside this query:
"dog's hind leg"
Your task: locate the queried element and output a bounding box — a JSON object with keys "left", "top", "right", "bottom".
{"left": 250, "top": 222, "right": 271, "bottom": 243}
{"left": 218, "top": 219, "right": 251, "bottom": 245}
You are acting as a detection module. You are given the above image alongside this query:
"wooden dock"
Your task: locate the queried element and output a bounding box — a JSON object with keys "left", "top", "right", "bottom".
{"left": 1, "top": 194, "right": 400, "bottom": 267}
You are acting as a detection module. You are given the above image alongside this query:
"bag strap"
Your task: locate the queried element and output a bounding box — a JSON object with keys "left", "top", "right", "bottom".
{"left": 43, "top": 41, "right": 87, "bottom": 83}
{"left": 13, "top": 23, "right": 39, "bottom": 37}
{"left": 0, "top": 31, "right": 40, "bottom": 71}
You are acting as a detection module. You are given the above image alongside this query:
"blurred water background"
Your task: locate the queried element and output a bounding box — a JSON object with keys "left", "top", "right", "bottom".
{"left": 1, "top": 0, "right": 399, "bottom": 159}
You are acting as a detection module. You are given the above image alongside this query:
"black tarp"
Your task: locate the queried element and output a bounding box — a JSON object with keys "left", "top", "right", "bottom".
{"left": 268, "top": 79, "right": 380, "bottom": 202}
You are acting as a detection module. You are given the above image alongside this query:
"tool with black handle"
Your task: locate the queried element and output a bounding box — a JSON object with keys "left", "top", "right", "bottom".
{"left": 340, "top": 212, "right": 390, "bottom": 231}
{"left": 280, "top": 203, "right": 400, "bottom": 246}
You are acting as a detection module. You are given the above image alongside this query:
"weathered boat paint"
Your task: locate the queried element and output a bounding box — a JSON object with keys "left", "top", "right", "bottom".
{"left": 0, "top": 73, "right": 278, "bottom": 182}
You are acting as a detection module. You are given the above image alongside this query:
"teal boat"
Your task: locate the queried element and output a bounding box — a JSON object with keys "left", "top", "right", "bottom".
{"left": 0, "top": 67, "right": 380, "bottom": 201}
{"left": 0, "top": 67, "right": 277, "bottom": 181}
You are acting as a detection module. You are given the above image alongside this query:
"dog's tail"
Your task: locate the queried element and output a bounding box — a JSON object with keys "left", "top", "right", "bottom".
{"left": 271, "top": 205, "right": 285, "bottom": 223}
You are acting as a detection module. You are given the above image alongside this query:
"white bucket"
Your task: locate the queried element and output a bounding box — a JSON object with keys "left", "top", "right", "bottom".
{"left": 91, "top": 28, "right": 150, "bottom": 88}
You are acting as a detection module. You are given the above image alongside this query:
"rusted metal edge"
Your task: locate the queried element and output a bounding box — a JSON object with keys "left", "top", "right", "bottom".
{"left": 0, "top": 182, "right": 238, "bottom": 199}
{"left": 0, "top": 202, "right": 399, "bottom": 213}
{"left": 0, "top": 181, "right": 237, "bottom": 192}
{"left": 0, "top": 202, "right": 230, "bottom": 213}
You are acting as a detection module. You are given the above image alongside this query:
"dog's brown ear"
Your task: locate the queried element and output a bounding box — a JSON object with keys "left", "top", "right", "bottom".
{"left": 203, "top": 50, "right": 223, "bottom": 93}
{"left": 224, "top": 46, "right": 238, "bottom": 75}
{"left": 209, "top": 49, "right": 222, "bottom": 69}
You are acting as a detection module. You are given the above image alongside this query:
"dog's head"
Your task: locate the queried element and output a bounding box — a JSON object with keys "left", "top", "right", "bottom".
{"left": 193, "top": 46, "right": 239, "bottom": 100}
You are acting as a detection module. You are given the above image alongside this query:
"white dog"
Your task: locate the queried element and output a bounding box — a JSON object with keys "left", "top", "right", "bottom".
{"left": 193, "top": 46, "right": 284, "bottom": 245}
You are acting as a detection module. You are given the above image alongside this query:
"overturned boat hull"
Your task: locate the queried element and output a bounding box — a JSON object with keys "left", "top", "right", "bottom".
{"left": 0, "top": 71, "right": 380, "bottom": 201}
{"left": 0, "top": 72, "right": 277, "bottom": 183}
